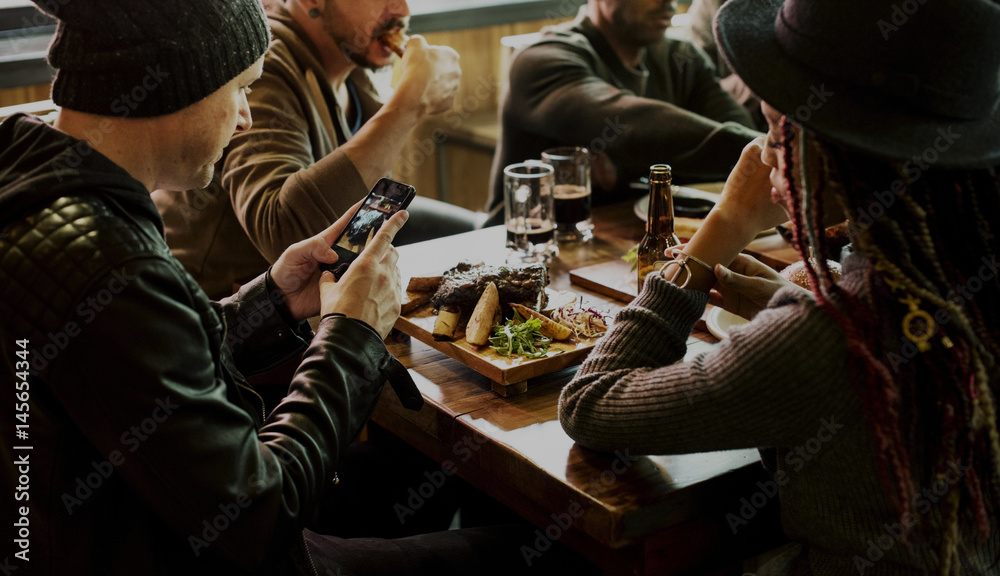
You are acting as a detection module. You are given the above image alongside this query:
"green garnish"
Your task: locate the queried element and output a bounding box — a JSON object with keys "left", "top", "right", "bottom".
{"left": 489, "top": 312, "right": 552, "bottom": 358}
{"left": 623, "top": 245, "right": 639, "bottom": 272}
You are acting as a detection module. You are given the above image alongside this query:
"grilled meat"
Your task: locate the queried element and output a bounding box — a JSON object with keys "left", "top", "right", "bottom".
{"left": 430, "top": 261, "right": 547, "bottom": 311}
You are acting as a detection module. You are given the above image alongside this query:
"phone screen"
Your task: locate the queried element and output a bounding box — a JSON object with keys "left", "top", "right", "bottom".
{"left": 323, "top": 177, "right": 416, "bottom": 278}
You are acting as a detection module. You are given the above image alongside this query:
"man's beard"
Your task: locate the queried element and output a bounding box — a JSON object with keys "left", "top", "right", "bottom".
{"left": 321, "top": 6, "right": 403, "bottom": 70}
{"left": 342, "top": 45, "right": 380, "bottom": 69}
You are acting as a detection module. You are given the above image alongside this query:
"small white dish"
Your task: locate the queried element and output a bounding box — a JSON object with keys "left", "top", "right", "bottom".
{"left": 633, "top": 182, "right": 775, "bottom": 238}
{"left": 705, "top": 306, "right": 750, "bottom": 339}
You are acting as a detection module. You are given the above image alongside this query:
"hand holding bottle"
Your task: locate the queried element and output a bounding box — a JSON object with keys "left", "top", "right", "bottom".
{"left": 636, "top": 164, "right": 680, "bottom": 286}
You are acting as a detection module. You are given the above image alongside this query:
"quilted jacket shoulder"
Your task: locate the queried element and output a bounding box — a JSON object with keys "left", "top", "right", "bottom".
{"left": 0, "top": 193, "right": 198, "bottom": 355}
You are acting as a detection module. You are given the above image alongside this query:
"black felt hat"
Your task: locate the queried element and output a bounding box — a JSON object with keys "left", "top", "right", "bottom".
{"left": 714, "top": 0, "right": 1000, "bottom": 168}
{"left": 33, "top": 0, "right": 270, "bottom": 118}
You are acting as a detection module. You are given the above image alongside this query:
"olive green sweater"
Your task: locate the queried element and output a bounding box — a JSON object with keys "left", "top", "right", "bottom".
{"left": 487, "top": 7, "right": 760, "bottom": 222}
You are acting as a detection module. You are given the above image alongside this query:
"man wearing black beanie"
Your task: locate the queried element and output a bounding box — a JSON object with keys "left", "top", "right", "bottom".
{"left": 0, "top": 1, "right": 594, "bottom": 575}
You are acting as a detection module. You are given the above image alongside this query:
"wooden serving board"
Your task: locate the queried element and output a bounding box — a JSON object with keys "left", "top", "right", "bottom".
{"left": 569, "top": 259, "right": 638, "bottom": 303}
{"left": 394, "top": 301, "right": 605, "bottom": 397}
{"left": 569, "top": 242, "right": 798, "bottom": 305}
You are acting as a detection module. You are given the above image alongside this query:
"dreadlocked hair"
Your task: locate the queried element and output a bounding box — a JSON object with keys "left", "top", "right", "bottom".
{"left": 779, "top": 119, "right": 1000, "bottom": 575}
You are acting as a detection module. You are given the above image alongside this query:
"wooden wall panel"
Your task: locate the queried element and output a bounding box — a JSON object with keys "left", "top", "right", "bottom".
{"left": 392, "top": 17, "right": 570, "bottom": 211}
{"left": 441, "top": 140, "right": 496, "bottom": 212}
{"left": 0, "top": 83, "right": 49, "bottom": 108}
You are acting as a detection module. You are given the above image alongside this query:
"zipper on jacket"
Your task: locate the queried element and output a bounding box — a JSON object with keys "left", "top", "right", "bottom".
{"left": 237, "top": 381, "right": 267, "bottom": 423}
{"left": 218, "top": 309, "right": 269, "bottom": 423}
{"left": 301, "top": 532, "right": 318, "bottom": 575}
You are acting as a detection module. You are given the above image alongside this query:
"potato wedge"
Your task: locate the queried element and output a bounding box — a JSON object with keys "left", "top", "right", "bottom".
{"left": 432, "top": 305, "right": 461, "bottom": 341}
{"left": 406, "top": 275, "right": 443, "bottom": 292}
{"left": 400, "top": 290, "right": 433, "bottom": 315}
{"left": 510, "top": 303, "right": 573, "bottom": 341}
{"left": 465, "top": 282, "right": 499, "bottom": 346}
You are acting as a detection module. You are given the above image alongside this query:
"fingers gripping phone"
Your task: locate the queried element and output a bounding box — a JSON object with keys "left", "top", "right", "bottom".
{"left": 322, "top": 178, "right": 416, "bottom": 279}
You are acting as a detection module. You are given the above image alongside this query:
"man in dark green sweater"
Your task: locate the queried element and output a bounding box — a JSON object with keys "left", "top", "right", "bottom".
{"left": 486, "top": 0, "right": 761, "bottom": 224}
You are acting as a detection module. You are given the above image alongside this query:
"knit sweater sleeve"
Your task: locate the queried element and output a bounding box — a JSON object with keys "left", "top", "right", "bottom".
{"left": 559, "top": 274, "right": 854, "bottom": 455}
{"left": 221, "top": 46, "right": 368, "bottom": 264}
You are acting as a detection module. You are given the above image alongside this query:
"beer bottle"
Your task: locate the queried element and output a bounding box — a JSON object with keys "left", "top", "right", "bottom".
{"left": 637, "top": 164, "right": 680, "bottom": 286}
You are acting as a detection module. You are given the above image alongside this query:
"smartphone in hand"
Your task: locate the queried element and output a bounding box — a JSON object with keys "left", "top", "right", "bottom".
{"left": 322, "top": 177, "right": 416, "bottom": 279}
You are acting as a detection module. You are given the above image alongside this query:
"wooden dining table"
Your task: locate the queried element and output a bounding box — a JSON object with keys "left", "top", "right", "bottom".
{"left": 370, "top": 200, "right": 798, "bottom": 575}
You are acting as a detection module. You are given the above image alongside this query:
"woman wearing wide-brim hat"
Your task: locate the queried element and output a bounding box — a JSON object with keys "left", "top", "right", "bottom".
{"left": 559, "top": 0, "right": 1000, "bottom": 574}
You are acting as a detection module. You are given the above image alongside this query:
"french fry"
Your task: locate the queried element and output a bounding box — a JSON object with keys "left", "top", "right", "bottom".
{"left": 510, "top": 303, "right": 573, "bottom": 341}
{"left": 465, "top": 282, "right": 499, "bottom": 346}
{"left": 432, "top": 305, "right": 461, "bottom": 341}
{"left": 406, "top": 276, "right": 443, "bottom": 292}
{"left": 381, "top": 29, "right": 409, "bottom": 57}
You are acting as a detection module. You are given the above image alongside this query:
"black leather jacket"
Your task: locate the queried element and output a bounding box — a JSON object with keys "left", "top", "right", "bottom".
{"left": 0, "top": 114, "right": 396, "bottom": 574}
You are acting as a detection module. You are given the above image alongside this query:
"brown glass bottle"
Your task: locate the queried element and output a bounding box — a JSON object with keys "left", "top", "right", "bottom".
{"left": 637, "top": 164, "right": 681, "bottom": 286}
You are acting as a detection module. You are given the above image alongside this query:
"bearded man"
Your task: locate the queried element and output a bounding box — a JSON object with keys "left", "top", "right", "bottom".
{"left": 155, "top": 0, "right": 481, "bottom": 299}
{"left": 486, "top": 0, "right": 760, "bottom": 224}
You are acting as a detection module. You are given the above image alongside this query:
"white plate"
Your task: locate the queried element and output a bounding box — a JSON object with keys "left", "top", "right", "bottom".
{"left": 633, "top": 182, "right": 775, "bottom": 238}
{"left": 705, "top": 306, "right": 749, "bottom": 339}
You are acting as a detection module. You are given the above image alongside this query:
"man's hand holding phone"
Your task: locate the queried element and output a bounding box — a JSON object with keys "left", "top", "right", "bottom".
{"left": 268, "top": 198, "right": 365, "bottom": 321}
{"left": 271, "top": 176, "right": 418, "bottom": 411}
{"left": 271, "top": 177, "right": 414, "bottom": 336}
{"left": 269, "top": 196, "right": 406, "bottom": 326}
{"left": 319, "top": 210, "right": 407, "bottom": 339}
{"left": 323, "top": 178, "right": 416, "bottom": 279}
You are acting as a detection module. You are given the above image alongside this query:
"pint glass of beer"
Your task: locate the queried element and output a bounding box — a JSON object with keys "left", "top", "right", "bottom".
{"left": 541, "top": 146, "right": 593, "bottom": 243}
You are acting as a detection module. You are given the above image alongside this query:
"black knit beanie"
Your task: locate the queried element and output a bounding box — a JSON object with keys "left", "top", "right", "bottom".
{"left": 32, "top": 0, "right": 270, "bottom": 118}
